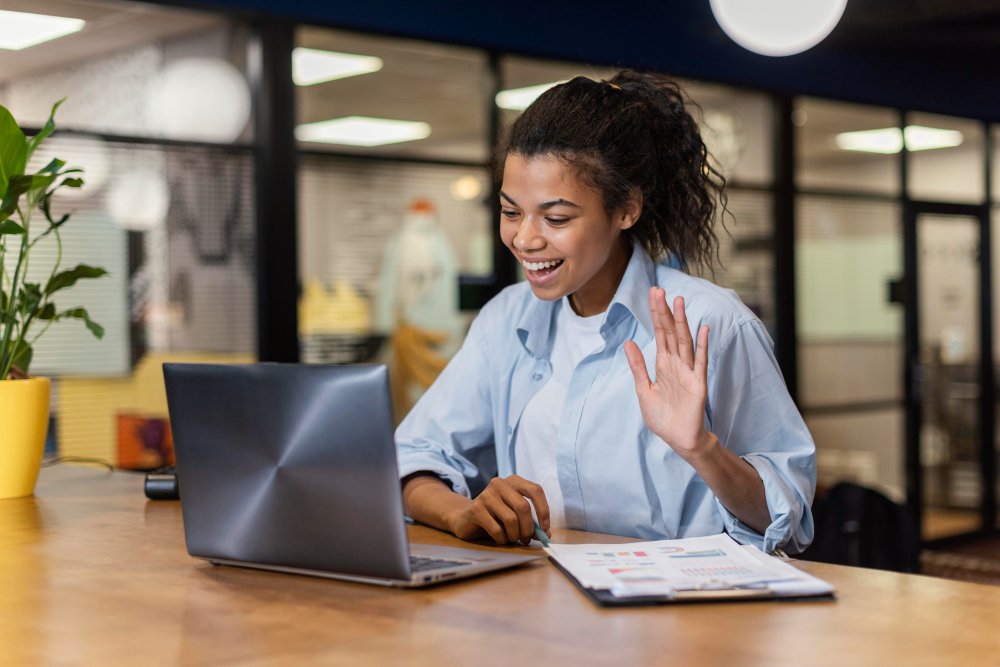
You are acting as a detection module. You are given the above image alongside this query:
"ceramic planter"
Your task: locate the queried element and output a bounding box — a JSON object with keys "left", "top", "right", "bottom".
{"left": 0, "top": 377, "right": 51, "bottom": 499}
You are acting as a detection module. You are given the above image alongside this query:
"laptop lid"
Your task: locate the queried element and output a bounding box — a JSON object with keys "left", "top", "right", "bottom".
{"left": 163, "top": 363, "right": 413, "bottom": 581}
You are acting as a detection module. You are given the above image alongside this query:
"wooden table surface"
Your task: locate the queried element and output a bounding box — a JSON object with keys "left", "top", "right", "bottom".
{"left": 1, "top": 465, "right": 997, "bottom": 666}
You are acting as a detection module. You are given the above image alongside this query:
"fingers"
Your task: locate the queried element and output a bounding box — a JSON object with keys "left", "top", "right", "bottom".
{"left": 472, "top": 476, "right": 547, "bottom": 544}
{"left": 649, "top": 287, "right": 677, "bottom": 358}
{"left": 507, "top": 475, "right": 551, "bottom": 532}
{"left": 649, "top": 288, "right": 699, "bottom": 369}
{"left": 623, "top": 340, "right": 651, "bottom": 398}
{"left": 694, "top": 324, "right": 710, "bottom": 379}
{"left": 672, "top": 296, "right": 695, "bottom": 367}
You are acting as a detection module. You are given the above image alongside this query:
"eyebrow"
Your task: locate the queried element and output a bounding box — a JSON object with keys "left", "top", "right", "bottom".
{"left": 499, "top": 191, "right": 581, "bottom": 209}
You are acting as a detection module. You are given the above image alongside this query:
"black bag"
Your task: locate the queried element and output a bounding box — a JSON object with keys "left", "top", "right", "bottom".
{"left": 798, "top": 481, "right": 921, "bottom": 573}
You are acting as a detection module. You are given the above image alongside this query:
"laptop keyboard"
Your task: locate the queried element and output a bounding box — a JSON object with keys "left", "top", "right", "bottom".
{"left": 409, "top": 556, "right": 473, "bottom": 572}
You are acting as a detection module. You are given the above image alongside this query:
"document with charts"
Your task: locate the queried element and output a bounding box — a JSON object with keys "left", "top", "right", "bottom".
{"left": 543, "top": 533, "right": 834, "bottom": 605}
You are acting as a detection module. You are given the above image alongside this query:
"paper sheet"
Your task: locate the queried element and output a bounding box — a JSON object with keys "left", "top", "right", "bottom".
{"left": 544, "top": 533, "right": 833, "bottom": 599}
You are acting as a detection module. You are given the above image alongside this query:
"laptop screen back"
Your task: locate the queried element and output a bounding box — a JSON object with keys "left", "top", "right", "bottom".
{"left": 163, "top": 363, "right": 411, "bottom": 581}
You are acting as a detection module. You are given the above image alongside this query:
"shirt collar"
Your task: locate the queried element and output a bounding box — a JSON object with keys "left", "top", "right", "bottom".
{"left": 516, "top": 240, "right": 657, "bottom": 357}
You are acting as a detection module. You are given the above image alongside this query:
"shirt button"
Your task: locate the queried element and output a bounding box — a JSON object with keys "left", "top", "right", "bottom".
{"left": 531, "top": 373, "right": 543, "bottom": 381}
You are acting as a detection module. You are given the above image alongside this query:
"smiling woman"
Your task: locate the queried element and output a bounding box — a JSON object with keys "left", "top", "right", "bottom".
{"left": 396, "top": 70, "right": 816, "bottom": 555}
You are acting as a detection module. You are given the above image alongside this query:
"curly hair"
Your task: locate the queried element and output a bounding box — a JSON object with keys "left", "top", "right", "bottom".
{"left": 496, "top": 70, "right": 729, "bottom": 273}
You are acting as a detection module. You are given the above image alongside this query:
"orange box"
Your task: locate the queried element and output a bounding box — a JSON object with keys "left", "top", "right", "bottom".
{"left": 116, "top": 414, "right": 174, "bottom": 470}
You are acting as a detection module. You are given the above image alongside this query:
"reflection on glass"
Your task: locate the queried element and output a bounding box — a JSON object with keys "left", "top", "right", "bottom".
{"left": 795, "top": 98, "right": 900, "bottom": 195}
{"left": 296, "top": 26, "right": 488, "bottom": 162}
{"left": 796, "top": 196, "right": 904, "bottom": 499}
{"left": 908, "top": 113, "right": 984, "bottom": 204}
{"left": 918, "top": 214, "right": 982, "bottom": 539}
{"left": 1, "top": 0, "right": 258, "bottom": 472}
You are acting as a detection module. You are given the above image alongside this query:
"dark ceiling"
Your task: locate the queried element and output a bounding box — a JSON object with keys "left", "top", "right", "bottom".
{"left": 151, "top": 0, "right": 1000, "bottom": 121}
{"left": 831, "top": 0, "right": 1000, "bottom": 54}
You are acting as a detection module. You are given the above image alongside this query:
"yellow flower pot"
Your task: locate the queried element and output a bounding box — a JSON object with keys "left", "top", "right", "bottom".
{"left": 0, "top": 378, "right": 51, "bottom": 499}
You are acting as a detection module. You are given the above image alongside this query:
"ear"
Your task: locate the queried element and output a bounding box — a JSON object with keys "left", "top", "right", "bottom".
{"left": 616, "top": 188, "right": 643, "bottom": 231}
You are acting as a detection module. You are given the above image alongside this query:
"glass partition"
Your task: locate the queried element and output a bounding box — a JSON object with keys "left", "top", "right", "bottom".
{"left": 0, "top": 1, "right": 257, "bottom": 470}
{"left": 908, "top": 113, "right": 985, "bottom": 204}
{"left": 797, "top": 195, "right": 904, "bottom": 499}
{"left": 795, "top": 98, "right": 900, "bottom": 196}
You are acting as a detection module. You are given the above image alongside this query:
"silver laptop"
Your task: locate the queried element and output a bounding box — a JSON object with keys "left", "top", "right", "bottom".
{"left": 163, "top": 362, "right": 538, "bottom": 587}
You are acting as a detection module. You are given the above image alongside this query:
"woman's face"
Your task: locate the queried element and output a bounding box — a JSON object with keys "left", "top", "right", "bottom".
{"left": 499, "top": 153, "right": 638, "bottom": 316}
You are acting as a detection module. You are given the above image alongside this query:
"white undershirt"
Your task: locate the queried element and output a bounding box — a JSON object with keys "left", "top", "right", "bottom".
{"left": 513, "top": 298, "right": 605, "bottom": 528}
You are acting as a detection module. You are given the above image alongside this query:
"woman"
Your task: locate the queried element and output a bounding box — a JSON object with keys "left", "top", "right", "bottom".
{"left": 396, "top": 71, "right": 815, "bottom": 554}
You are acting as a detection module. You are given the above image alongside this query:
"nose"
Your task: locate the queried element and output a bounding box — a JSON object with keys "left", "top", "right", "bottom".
{"left": 512, "top": 218, "right": 545, "bottom": 252}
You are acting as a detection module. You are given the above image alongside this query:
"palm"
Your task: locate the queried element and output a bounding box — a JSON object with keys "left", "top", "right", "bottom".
{"left": 624, "top": 288, "right": 709, "bottom": 457}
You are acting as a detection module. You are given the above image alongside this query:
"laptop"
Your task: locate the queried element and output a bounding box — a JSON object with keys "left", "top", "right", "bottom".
{"left": 162, "top": 362, "right": 539, "bottom": 587}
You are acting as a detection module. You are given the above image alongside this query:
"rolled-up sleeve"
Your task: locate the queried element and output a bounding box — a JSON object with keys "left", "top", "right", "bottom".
{"left": 707, "top": 318, "right": 816, "bottom": 553}
{"left": 395, "top": 307, "right": 497, "bottom": 499}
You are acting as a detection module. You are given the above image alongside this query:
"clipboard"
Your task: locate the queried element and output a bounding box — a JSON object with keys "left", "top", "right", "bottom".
{"left": 543, "top": 533, "right": 836, "bottom": 607}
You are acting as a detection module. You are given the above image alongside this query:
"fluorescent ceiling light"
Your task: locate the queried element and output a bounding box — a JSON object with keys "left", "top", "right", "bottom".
{"left": 836, "top": 126, "right": 964, "bottom": 154}
{"left": 495, "top": 81, "right": 566, "bottom": 111}
{"left": 296, "top": 116, "right": 431, "bottom": 147}
{"left": 292, "top": 47, "right": 383, "bottom": 86}
{"left": 0, "top": 10, "right": 84, "bottom": 50}
{"left": 709, "top": 0, "right": 847, "bottom": 57}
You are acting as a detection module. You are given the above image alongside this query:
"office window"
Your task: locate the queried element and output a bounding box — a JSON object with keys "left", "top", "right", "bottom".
{"left": 295, "top": 26, "right": 488, "bottom": 162}
{"left": 0, "top": 1, "right": 257, "bottom": 469}
{"left": 908, "top": 113, "right": 984, "bottom": 204}
{"left": 295, "top": 28, "right": 491, "bottom": 419}
{"left": 795, "top": 98, "right": 900, "bottom": 196}
{"left": 707, "top": 189, "right": 775, "bottom": 332}
{"left": 796, "top": 196, "right": 904, "bottom": 498}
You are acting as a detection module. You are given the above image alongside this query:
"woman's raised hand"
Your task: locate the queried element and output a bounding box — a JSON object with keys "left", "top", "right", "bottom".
{"left": 446, "top": 475, "right": 550, "bottom": 545}
{"left": 623, "top": 287, "right": 712, "bottom": 461}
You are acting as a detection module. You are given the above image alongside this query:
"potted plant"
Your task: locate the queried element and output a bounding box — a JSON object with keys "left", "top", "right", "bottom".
{"left": 0, "top": 101, "right": 107, "bottom": 499}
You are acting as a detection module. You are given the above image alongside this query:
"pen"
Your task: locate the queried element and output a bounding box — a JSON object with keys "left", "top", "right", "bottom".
{"left": 533, "top": 520, "right": 550, "bottom": 547}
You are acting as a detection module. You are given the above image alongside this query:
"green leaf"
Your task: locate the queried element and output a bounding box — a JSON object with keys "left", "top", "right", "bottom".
{"left": 37, "top": 303, "right": 56, "bottom": 320}
{"left": 19, "top": 282, "right": 42, "bottom": 313}
{"left": 57, "top": 307, "right": 104, "bottom": 339}
{"left": 45, "top": 264, "right": 109, "bottom": 296}
{"left": 9, "top": 339, "right": 33, "bottom": 374}
{"left": 0, "top": 104, "right": 28, "bottom": 201}
{"left": 38, "top": 157, "right": 65, "bottom": 174}
{"left": 25, "top": 99, "right": 64, "bottom": 164}
{"left": 0, "top": 173, "right": 35, "bottom": 221}
{"left": 38, "top": 192, "right": 70, "bottom": 230}
{"left": 0, "top": 219, "right": 25, "bottom": 235}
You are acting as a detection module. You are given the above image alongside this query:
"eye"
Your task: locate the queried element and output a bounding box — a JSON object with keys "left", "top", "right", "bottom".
{"left": 545, "top": 216, "right": 570, "bottom": 226}
{"left": 500, "top": 208, "right": 520, "bottom": 220}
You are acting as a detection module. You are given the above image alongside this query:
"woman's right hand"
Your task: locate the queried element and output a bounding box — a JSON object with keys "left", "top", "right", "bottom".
{"left": 446, "top": 475, "right": 550, "bottom": 545}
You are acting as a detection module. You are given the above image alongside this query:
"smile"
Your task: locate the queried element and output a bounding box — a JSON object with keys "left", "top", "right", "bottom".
{"left": 521, "top": 259, "right": 564, "bottom": 272}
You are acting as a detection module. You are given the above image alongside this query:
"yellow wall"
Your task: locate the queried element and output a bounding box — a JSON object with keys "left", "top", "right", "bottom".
{"left": 58, "top": 352, "right": 254, "bottom": 463}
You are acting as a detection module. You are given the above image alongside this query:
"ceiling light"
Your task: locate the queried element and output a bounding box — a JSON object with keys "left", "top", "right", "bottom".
{"left": 450, "top": 175, "right": 483, "bottom": 201}
{"left": 495, "top": 81, "right": 566, "bottom": 111}
{"left": 835, "top": 126, "right": 964, "bottom": 154}
{"left": 709, "top": 0, "right": 847, "bottom": 57}
{"left": 292, "top": 48, "right": 383, "bottom": 86}
{"left": 295, "top": 116, "right": 431, "bottom": 147}
{"left": 903, "top": 126, "right": 964, "bottom": 152}
{"left": 0, "top": 10, "right": 84, "bottom": 50}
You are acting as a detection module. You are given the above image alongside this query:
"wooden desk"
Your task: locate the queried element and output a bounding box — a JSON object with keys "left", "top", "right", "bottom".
{"left": 1, "top": 466, "right": 997, "bottom": 666}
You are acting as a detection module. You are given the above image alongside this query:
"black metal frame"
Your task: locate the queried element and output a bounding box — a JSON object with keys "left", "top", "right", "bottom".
{"left": 248, "top": 19, "right": 300, "bottom": 363}
{"left": 898, "top": 109, "right": 996, "bottom": 540}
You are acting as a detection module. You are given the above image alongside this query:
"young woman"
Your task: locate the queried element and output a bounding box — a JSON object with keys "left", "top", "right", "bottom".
{"left": 396, "top": 71, "right": 815, "bottom": 554}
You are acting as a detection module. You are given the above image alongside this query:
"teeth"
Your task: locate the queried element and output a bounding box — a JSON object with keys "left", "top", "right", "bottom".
{"left": 523, "top": 259, "right": 563, "bottom": 272}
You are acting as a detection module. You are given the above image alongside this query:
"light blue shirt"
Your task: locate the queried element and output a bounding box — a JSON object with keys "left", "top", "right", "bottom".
{"left": 396, "top": 243, "right": 815, "bottom": 553}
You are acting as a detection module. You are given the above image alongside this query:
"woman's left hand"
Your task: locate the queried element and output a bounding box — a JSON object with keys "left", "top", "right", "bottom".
{"left": 623, "top": 287, "right": 712, "bottom": 460}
